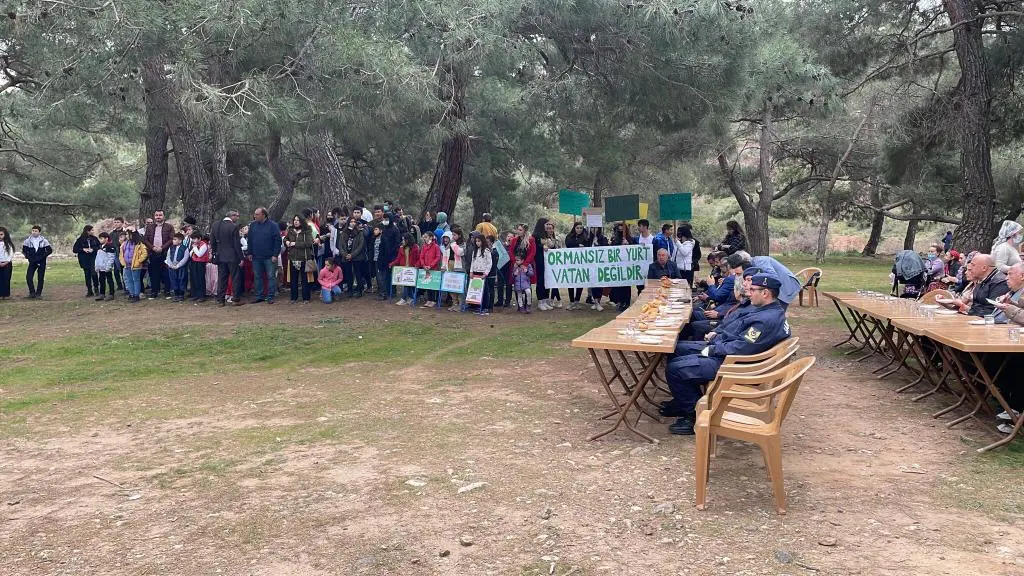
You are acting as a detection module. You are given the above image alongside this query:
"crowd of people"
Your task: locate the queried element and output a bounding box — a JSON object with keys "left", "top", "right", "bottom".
{"left": 0, "top": 205, "right": 755, "bottom": 314}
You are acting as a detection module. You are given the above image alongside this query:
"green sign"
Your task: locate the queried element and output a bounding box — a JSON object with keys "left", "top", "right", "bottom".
{"left": 558, "top": 189, "right": 590, "bottom": 216}
{"left": 416, "top": 268, "right": 443, "bottom": 291}
{"left": 604, "top": 194, "right": 640, "bottom": 222}
{"left": 659, "top": 193, "right": 692, "bottom": 221}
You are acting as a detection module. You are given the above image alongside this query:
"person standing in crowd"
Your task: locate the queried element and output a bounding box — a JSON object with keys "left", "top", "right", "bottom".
{"left": 247, "top": 207, "right": 281, "bottom": 304}
{"left": 635, "top": 219, "right": 654, "bottom": 296}
{"left": 991, "top": 220, "right": 1022, "bottom": 274}
{"left": 93, "top": 232, "right": 117, "bottom": 301}
{"left": 212, "top": 209, "right": 244, "bottom": 307}
{"left": 494, "top": 231, "right": 514, "bottom": 309}
{"left": 446, "top": 229, "right": 466, "bottom": 311}
{"left": 563, "top": 221, "right": 590, "bottom": 310}
{"left": 165, "top": 232, "right": 190, "bottom": 302}
{"left": 418, "top": 229, "right": 442, "bottom": 307}
{"left": 475, "top": 213, "right": 498, "bottom": 239}
{"left": 470, "top": 234, "right": 494, "bottom": 315}
{"left": 120, "top": 228, "right": 149, "bottom": 303}
{"left": 285, "top": 214, "right": 315, "bottom": 304}
{"left": 72, "top": 225, "right": 101, "bottom": 297}
{"left": 653, "top": 223, "right": 674, "bottom": 259}
{"left": 143, "top": 210, "right": 175, "bottom": 299}
{"left": 942, "top": 230, "right": 954, "bottom": 252}
{"left": 535, "top": 218, "right": 563, "bottom": 310}
{"left": 22, "top": 225, "right": 52, "bottom": 299}
{"left": 338, "top": 216, "right": 366, "bottom": 298}
{"left": 188, "top": 230, "right": 209, "bottom": 302}
{"left": 319, "top": 257, "right": 344, "bottom": 303}
{"left": 610, "top": 222, "right": 635, "bottom": 312}
{"left": 673, "top": 226, "right": 696, "bottom": 285}
{"left": 390, "top": 233, "right": 420, "bottom": 306}
{"left": 648, "top": 248, "right": 681, "bottom": 279}
{"left": 378, "top": 214, "right": 401, "bottom": 300}
{"left": 588, "top": 225, "right": 609, "bottom": 311}
{"left": 434, "top": 211, "right": 451, "bottom": 245}
{"left": 718, "top": 220, "right": 747, "bottom": 255}
{"left": 109, "top": 217, "right": 126, "bottom": 292}
{"left": 419, "top": 211, "right": 437, "bottom": 237}
{"left": 0, "top": 226, "right": 13, "bottom": 300}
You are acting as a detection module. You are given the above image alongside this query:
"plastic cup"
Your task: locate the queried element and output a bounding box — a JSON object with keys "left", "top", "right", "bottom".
{"left": 1009, "top": 328, "right": 1020, "bottom": 344}
{"left": 985, "top": 314, "right": 996, "bottom": 326}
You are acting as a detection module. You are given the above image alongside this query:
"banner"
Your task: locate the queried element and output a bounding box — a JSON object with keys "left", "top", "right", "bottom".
{"left": 441, "top": 271, "right": 467, "bottom": 294}
{"left": 542, "top": 245, "right": 652, "bottom": 288}
{"left": 558, "top": 189, "right": 590, "bottom": 216}
{"left": 494, "top": 240, "right": 510, "bottom": 270}
{"left": 392, "top": 266, "right": 417, "bottom": 287}
{"left": 465, "top": 276, "right": 485, "bottom": 304}
{"left": 416, "top": 268, "right": 443, "bottom": 291}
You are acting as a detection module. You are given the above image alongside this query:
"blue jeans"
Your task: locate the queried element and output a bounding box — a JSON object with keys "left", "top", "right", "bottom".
{"left": 168, "top": 267, "right": 187, "bottom": 295}
{"left": 252, "top": 257, "right": 276, "bottom": 301}
{"left": 125, "top": 268, "right": 142, "bottom": 297}
{"left": 402, "top": 286, "right": 415, "bottom": 301}
{"left": 321, "top": 285, "right": 342, "bottom": 303}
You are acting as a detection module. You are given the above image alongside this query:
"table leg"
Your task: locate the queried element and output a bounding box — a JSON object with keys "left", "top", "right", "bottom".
{"left": 851, "top": 313, "right": 887, "bottom": 362}
{"left": 616, "top": 350, "right": 661, "bottom": 422}
{"left": 966, "top": 352, "right": 1019, "bottom": 453}
{"left": 830, "top": 300, "right": 861, "bottom": 348}
{"left": 938, "top": 347, "right": 991, "bottom": 427}
{"left": 603, "top": 349, "right": 632, "bottom": 394}
{"left": 872, "top": 321, "right": 905, "bottom": 375}
{"left": 589, "top": 354, "right": 663, "bottom": 444}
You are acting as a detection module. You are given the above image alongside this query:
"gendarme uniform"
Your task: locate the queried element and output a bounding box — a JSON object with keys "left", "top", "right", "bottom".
{"left": 681, "top": 266, "right": 767, "bottom": 345}
{"left": 663, "top": 272, "right": 791, "bottom": 434}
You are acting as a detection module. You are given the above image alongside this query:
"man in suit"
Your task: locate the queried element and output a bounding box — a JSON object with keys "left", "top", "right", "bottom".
{"left": 143, "top": 210, "right": 176, "bottom": 299}
{"left": 212, "top": 210, "right": 245, "bottom": 307}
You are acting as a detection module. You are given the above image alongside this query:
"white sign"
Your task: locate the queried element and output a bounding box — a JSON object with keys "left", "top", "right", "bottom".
{"left": 465, "top": 276, "right": 485, "bottom": 305}
{"left": 441, "top": 271, "right": 467, "bottom": 294}
{"left": 543, "top": 245, "right": 652, "bottom": 288}
{"left": 392, "top": 266, "right": 417, "bottom": 287}
{"left": 583, "top": 208, "right": 604, "bottom": 229}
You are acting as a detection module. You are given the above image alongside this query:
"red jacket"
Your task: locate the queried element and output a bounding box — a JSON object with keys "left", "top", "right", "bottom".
{"left": 507, "top": 235, "right": 537, "bottom": 283}
{"left": 389, "top": 244, "right": 420, "bottom": 268}
{"left": 419, "top": 241, "right": 442, "bottom": 270}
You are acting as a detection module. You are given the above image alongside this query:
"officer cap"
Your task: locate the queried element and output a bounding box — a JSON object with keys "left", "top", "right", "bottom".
{"left": 750, "top": 273, "right": 782, "bottom": 290}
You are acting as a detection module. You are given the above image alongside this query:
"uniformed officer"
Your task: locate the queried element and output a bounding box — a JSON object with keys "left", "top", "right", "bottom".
{"left": 680, "top": 266, "right": 765, "bottom": 344}
{"left": 661, "top": 272, "right": 792, "bottom": 435}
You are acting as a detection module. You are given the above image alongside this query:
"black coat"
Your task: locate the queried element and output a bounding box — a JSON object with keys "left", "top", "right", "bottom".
{"left": 379, "top": 224, "right": 401, "bottom": 268}
{"left": 211, "top": 218, "right": 243, "bottom": 263}
{"left": 72, "top": 235, "right": 101, "bottom": 268}
{"left": 969, "top": 270, "right": 1010, "bottom": 317}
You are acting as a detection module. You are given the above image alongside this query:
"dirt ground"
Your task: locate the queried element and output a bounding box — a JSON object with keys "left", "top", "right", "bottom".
{"left": 1, "top": 284, "right": 1023, "bottom": 576}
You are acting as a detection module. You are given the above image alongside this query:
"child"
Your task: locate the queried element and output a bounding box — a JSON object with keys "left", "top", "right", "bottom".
{"left": 188, "top": 231, "right": 209, "bottom": 302}
{"left": 94, "top": 232, "right": 117, "bottom": 301}
{"left": 165, "top": 232, "right": 190, "bottom": 302}
{"left": 120, "top": 228, "right": 149, "bottom": 303}
{"left": 469, "top": 235, "right": 493, "bottom": 316}
{"left": 389, "top": 233, "right": 420, "bottom": 306}
{"left": 371, "top": 224, "right": 387, "bottom": 300}
{"left": 418, "top": 231, "right": 442, "bottom": 308}
{"left": 512, "top": 255, "right": 534, "bottom": 313}
{"left": 319, "top": 257, "right": 344, "bottom": 303}
{"left": 21, "top": 225, "right": 53, "bottom": 299}
{"left": 447, "top": 229, "right": 465, "bottom": 311}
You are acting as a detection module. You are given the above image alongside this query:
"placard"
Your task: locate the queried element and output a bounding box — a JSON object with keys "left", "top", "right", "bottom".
{"left": 542, "top": 245, "right": 652, "bottom": 288}
{"left": 583, "top": 207, "right": 604, "bottom": 229}
{"left": 659, "top": 193, "right": 692, "bottom": 221}
{"left": 465, "top": 276, "right": 485, "bottom": 304}
{"left": 558, "top": 189, "right": 590, "bottom": 216}
{"left": 416, "top": 268, "right": 443, "bottom": 291}
{"left": 392, "top": 266, "right": 417, "bottom": 287}
{"left": 494, "top": 240, "right": 510, "bottom": 270}
{"left": 625, "top": 203, "right": 649, "bottom": 226}
{"left": 440, "top": 271, "right": 467, "bottom": 294}
{"left": 604, "top": 194, "right": 640, "bottom": 222}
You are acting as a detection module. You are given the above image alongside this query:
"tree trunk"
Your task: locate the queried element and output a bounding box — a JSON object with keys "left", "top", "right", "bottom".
{"left": 422, "top": 67, "right": 468, "bottom": 219}
{"left": 903, "top": 217, "right": 919, "bottom": 250}
{"left": 265, "top": 126, "right": 300, "bottom": 222}
{"left": 593, "top": 169, "right": 613, "bottom": 207}
{"left": 305, "top": 125, "right": 351, "bottom": 219}
{"left": 138, "top": 111, "right": 169, "bottom": 223}
{"left": 470, "top": 188, "right": 491, "bottom": 229}
{"left": 747, "top": 107, "right": 776, "bottom": 256}
{"left": 944, "top": 0, "right": 997, "bottom": 252}
{"left": 815, "top": 211, "right": 831, "bottom": 264}
{"left": 862, "top": 177, "right": 884, "bottom": 256}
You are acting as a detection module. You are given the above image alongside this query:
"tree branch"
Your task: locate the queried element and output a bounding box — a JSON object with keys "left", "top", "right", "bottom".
{"left": 0, "top": 190, "right": 94, "bottom": 209}
{"left": 853, "top": 202, "right": 961, "bottom": 224}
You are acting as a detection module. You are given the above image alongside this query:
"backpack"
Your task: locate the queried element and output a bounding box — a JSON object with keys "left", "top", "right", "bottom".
{"left": 691, "top": 239, "right": 702, "bottom": 272}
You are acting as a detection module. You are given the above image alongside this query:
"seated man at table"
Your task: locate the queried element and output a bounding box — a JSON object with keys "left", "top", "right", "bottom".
{"left": 696, "top": 252, "right": 737, "bottom": 308}
{"left": 661, "top": 272, "right": 792, "bottom": 435}
{"left": 953, "top": 254, "right": 1009, "bottom": 316}
{"left": 648, "top": 248, "right": 681, "bottom": 280}
{"left": 680, "top": 265, "right": 764, "bottom": 344}
{"left": 993, "top": 263, "right": 1024, "bottom": 324}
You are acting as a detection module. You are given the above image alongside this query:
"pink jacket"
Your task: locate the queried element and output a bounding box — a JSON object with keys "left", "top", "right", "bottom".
{"left": 318, "top": 265, "right": 343, "bottom": 290}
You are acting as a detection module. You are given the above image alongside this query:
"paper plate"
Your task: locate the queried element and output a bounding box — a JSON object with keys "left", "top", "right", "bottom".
{"left": 968, "top": 319, "right": 986, "bottom": 326}
{"left": 636, "top": 336, "right": 663, "bottom": 344}
{"left": 919, "top": 304, "right": 939, "bottom": 310}
{"left": 936, "top": 309, "right": 959, "bottom": 316}
{"left": 643, "top": 329, "right": 671, "bottom": 335}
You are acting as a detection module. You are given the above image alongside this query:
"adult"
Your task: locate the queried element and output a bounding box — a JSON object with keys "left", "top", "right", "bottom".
{"left": 698, "top": 252, "right": 737, "bottom": 308}
{"left": 681, "top": 266, "right": 762, "bottom": 343}
{"left": 378, "top": 213, "right": 402, "bottom": 299}
{"left": 609, "top": 222, "right": 635, "bottom": 312}
{"left": 648, "top": 248, "right": 681, "bottom": 280}
{"left": 22, "top": 225, "right": 52, "bottom": 299}
{"left": 109, "top": 216, "right": 126, "bottom": 291}
{"left": 285, "top": 214, "right": 315, "bottom": 303}
{"left": 718, "top": 220, "right": 747, "bottom": 255}
{"left": 924, "top": 243, "right": 947, "bottom": 292}
{"left": 434, "top": 211, "right": 451, "bottom": 245}
{"left": 72, "top": 225, "right": 101, "bottom": 297}
{"left": 337, "top": 217, "right": 366, "bottom": 297}
{"left": 991, "top": 220, "right": 1022, "bottom": 274}
{"left": 563, "top": 222, "right": 590, "bottom": 310}
{"left": 419, "top": 211, "right": 438, "bottom": 236}
{"left": 942, "top": 230, "right": 953, "bottom": 253}
{"left": 535, "top": 219, "right": 562, "bottom": 311}
{"left": 588, "top": 226, "right": 609, "bottom": 311}
{"left": 475, "top": 213, "right": 498, "bottom": 239}
{"left": 653, "top": 223, "right": 674, "bottom": 259}
{"left": 143, "top": 210, "right": 175, "bottom": 299}
{"left": 672, "top": 226, "right": 696, "bottom": 285}
{"left": 993, "top": 263, "right": 1024, "bottom": 324}
{"left": 212, "top": 209, "right": 245, "bottom": 307}
{"left": 0, "top": 226, "right": 13, "bottom": 299}
{"left": 634, "top": 219, "right": 655, "bottom": 297}
{"left": 247, "top": 207, "right": 282, "bottom": 304}
{"left": 990, "top": 263, "right": 1024, "bottom": 430}
{"left": 747, "top": 252, "right": 802, "bottom": 308}
{"left": 955, "top": 254, "right": 1009, "bottom": 317}
{"left": 662, "top": 272, "right": 791, "bottom": 435}
{"left": 891, "top": 249, "right": 927, "bottom": 298}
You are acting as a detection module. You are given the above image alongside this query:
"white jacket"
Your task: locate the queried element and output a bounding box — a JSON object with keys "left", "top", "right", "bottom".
{"left": 673, "top": 239, "right": 694, "bottom": 271}
{"left": 470, "top": 248, "right": 492, "bottom": 275}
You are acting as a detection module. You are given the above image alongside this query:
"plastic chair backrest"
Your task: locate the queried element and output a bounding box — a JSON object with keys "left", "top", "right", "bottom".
{"left": 711, "top": 357, "right": 816, "bottom": 433}
{"left": 719, "top": 344, "right": 799, "bottom": 375}
{"left": 722, "top": 337, "right": 800, "bottom": 365}
{"left": 797, "top": 268, "right": 823, "bottom": 287}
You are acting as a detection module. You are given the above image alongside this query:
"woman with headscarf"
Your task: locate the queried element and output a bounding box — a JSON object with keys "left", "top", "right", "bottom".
{"left": 991, "top": 220, "right": 1022, "bottom": 274}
